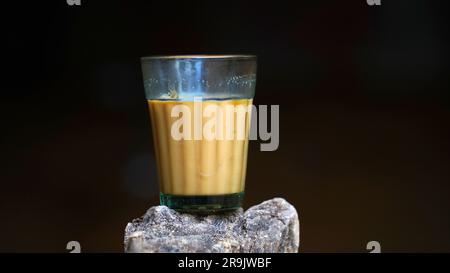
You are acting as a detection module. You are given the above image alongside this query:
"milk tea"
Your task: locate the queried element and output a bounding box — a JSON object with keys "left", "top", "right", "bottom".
{"left": 148, "top": 99, "right": 252, "bottom": 196}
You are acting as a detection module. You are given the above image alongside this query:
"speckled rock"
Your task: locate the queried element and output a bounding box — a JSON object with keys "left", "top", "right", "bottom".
{"left": 124, "top": 198, "right": 299, "bottom": 253}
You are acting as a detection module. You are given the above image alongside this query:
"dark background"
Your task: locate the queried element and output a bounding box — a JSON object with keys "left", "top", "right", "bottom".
{"left": 1, "top": 0, "right": 449, "bottom": 252}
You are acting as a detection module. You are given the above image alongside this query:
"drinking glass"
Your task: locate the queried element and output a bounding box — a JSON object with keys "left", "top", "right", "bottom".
{"left": 141, "top": 55, "right": 257, "bottom": 212}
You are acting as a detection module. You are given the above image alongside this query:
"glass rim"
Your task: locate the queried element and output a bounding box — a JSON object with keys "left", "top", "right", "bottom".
{"left": 141, "top": 54, "right": 256, "bottom": 61}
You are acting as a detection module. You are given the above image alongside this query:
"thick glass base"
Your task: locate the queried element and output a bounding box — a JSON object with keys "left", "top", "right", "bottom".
{"left": 160, "top": 192, "right": 244, "bottom": 213}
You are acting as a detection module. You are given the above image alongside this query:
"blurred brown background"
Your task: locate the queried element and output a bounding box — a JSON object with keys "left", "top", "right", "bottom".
{"left": 1, "top": 0, "right": 450, "bottom": 252}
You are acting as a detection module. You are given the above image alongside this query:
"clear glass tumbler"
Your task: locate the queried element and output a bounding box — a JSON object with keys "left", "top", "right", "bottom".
{"left": 141, "top": 55, "right": 257, "bottom": 212}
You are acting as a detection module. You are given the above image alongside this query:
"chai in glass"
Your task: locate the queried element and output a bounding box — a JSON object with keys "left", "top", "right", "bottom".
{"left": 141, "top": 55, "right": 256, "bottom": 212}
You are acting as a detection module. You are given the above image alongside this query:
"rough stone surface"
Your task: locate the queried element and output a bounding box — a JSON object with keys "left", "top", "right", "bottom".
{"left": 124, "top": 198, "right": 299, "bottom": 253}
